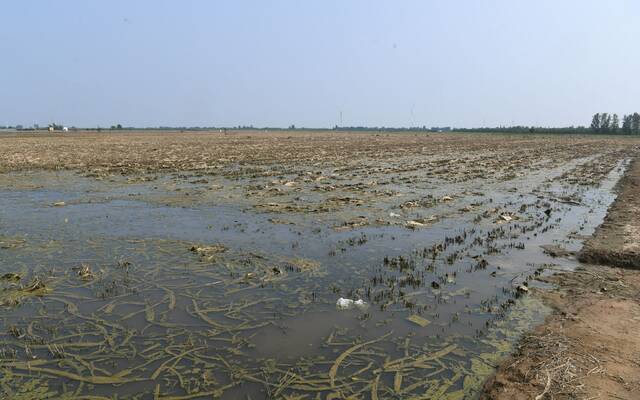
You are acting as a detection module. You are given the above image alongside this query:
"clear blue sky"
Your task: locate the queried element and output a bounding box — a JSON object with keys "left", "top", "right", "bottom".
{"left": 1, "top": 1, "right": 639, "bottom": 128}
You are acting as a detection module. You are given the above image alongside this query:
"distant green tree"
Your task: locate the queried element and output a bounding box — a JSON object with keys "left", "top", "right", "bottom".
{"left": 632, "top": 113, "right": 640, "bottom": 135}
{"left": 600, "top": 113, "right": 611, "bottom": 133}
{"left": 622, "top": 115, "right": 632, "bottom": 134}
{"left": 590, "top": 113, "right": 601, "bottom": 132}
{"left": 611, "top": 114, "right": 619, "bottom": 134}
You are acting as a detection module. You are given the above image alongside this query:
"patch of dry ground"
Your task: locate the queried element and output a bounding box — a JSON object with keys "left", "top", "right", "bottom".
{"left": 483, "top": 157, "right": 640, "bottom": 400}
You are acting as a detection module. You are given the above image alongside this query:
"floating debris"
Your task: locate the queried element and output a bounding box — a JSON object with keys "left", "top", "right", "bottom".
{"left": 336, "top": 298, "right": 367, "bottom": 310}
{"left": 405, "top": 216, "right": 438, "bottom": 229}
{"left": 22, "top": 277, "right": 46, "bottom": 292}
{"left": 190, "top": 244, "right": 227, "bottom": 260}
{"left": 406, "top": 314, "right": 431, "bottom": 327}
{"left": 334, "top": 216, "right": 369, "bottom": 231}
{"left": 72, "top": 264, "right": 94, "bottom": 280}
{"left": 0, "top": 236, "right": 26, "bottom": 249}
{"left": 1, "top": 273, "right": 21, "bottom": 282}
{"left": 1, "top": 277, "right": 49, "bottom": 307}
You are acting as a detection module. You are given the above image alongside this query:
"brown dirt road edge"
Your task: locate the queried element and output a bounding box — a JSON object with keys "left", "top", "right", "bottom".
{"left": 579, "top": 158, "right": 640, "bottom": 269}
{"left": 481, "top": 158, "right": 640, "bottom": 400}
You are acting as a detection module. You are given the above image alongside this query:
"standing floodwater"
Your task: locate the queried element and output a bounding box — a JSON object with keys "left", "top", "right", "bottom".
{"left": 0, "top": 131, "right": 635, "bottom": 399}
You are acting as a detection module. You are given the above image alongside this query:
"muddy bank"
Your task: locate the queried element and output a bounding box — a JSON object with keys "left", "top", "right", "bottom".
{"left": 482, "top": 265, "right": 640, "bottom": 399}
{"left": 482, "top": 157, "right": 640, "bottom": 400}
{"left": 579, "top": 157, "right": 640, "bottom": 269}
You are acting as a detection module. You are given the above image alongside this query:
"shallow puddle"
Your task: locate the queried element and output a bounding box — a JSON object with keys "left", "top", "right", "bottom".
{"left": 0, "top": 156, "right": 629, "bottom": 399}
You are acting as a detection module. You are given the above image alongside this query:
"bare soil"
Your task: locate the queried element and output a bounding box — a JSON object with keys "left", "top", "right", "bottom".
{"left": 579, "top": 158, "right": 640, "bottom": 269}
{"left": 482, "top": 158, "right": 640, "bottom": 400}
{"left": 0, "top": 130, "right": 636, "bottom": 176}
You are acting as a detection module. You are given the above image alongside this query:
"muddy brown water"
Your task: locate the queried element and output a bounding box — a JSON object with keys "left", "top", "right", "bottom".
{"left": 0, "top": 157, "right": 629, "bottom": 399}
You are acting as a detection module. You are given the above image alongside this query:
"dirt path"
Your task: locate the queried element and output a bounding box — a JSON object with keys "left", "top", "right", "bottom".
{"left": 482, "top": 158, "right": 640, "bottom": 399}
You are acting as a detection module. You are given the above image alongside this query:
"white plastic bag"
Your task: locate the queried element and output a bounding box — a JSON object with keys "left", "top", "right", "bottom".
{"left": 336, "top": 298, "right": 368, "bottom": 310}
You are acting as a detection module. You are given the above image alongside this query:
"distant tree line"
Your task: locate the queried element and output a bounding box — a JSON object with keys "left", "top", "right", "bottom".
{"left": 6, "top": 114, "right": 640, "bottom": 135}
{"left": 455, "top": 126, "right": 592, "bottom": 134}
{"left": 591, "top": 112, "right": 640, "bottom": 134}
{"left": 457, "top": 113, "right": 640, "bottom": 135}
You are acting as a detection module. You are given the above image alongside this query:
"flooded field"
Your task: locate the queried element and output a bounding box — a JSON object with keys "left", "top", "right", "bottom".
{"left": 0, "top": 131, "right": 638, "bottom": 399}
